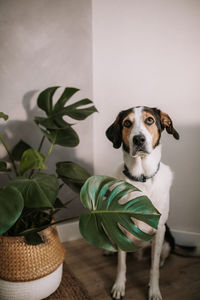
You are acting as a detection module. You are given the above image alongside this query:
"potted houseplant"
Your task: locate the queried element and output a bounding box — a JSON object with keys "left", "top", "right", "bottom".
{"left": 0, "top": 86, "right": 97, "bottom": 300}
{"left": 0, "top": 87, "right": 160, "bottom": 300}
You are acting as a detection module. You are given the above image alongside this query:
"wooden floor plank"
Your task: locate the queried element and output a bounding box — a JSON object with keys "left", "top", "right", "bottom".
{"left": 64, "top": 239, "right": 200, "bottom": 300}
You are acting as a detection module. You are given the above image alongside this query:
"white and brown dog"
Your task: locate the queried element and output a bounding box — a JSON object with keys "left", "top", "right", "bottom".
{"left": 106, "top": 106, "right": 179, "bottom": 300}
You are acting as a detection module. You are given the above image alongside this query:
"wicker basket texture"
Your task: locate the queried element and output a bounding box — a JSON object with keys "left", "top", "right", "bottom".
{"left": 0, "top": 225, "right": 65, "bottom": 282}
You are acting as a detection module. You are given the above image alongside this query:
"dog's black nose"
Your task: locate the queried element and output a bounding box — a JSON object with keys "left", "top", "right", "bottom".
{"left": 133, "top": 134, "right": 146, "bottom": 146}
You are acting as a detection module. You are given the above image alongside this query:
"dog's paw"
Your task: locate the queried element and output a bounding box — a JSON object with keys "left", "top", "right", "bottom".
{"left": 111, "top": 281, "right": 125, "bottom": 299}
{"left": 148, "top": 286, "right": 162, "bottom": 300}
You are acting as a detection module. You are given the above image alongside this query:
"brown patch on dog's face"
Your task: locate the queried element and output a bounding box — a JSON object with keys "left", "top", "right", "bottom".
{"left": 122, "top": 112, "right": 135, "bottom": 148}
{"left": 142, "top": 111, "right": 159, "bottom": 148}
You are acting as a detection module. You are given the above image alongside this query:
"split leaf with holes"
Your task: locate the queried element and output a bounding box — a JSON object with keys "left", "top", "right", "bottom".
{"left": 35, "top": 86, "right": 98, "bottom": 147}
{"left": 79, "top": 175, "right": 161, "bottom": 252}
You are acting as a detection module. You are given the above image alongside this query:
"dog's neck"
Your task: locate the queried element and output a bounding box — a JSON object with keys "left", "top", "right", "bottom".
{"left": 123, "top": 144, "right": 162, "bottom": 178}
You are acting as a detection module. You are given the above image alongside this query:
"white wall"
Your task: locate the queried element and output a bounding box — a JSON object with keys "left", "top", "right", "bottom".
{"left": 0, "top": 0, "right": 93, "bottom": 218}
{"left": 1, "top": 0, "right": 199, "bottom": 244}
{"left": 93, "top": 0, "right": 200, "bottom": 243}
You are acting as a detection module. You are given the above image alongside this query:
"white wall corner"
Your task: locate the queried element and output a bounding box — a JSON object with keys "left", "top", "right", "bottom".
{"left": 171, "top": 229, "right": 200, "bottom": 247}
{"left": 57, "top": 220, "right": 81, "bottom": 243}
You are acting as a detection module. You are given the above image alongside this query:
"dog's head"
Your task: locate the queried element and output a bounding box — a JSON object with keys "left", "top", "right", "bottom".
{"left": 106, "top": 106, "right": 179, "bottom": 157}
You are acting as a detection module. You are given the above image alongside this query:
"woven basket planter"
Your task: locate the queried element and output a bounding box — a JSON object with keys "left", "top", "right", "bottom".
{"left": 0, "top": 225, "right": 66, "bottom": 300}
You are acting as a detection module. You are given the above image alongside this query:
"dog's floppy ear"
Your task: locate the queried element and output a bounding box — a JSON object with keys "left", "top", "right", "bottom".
{"left": 106, "top": 113, "right": 123, "bottom": 148}
{"left": 153, "top": 108, "right": 180, "bottom": 140}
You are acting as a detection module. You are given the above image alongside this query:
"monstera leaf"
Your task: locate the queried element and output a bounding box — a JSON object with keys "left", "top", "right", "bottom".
{"left": 8, "top": 173, "right": 59, "bottom": 208}
{"left": 35, "top": 86, "right": 97, "bottom": 147}
{"left": 79, "top": 176, "right": 161, "bottom": 252}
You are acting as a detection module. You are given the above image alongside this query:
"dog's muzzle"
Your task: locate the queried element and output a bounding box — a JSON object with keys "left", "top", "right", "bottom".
{"left": 133, "top": 134, "right": 146, "bottom": 147}
{"left": 132, "top": 134, "right": 147, "bottom": 155}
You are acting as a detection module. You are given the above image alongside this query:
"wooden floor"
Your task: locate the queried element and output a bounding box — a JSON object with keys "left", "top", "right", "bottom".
{"left": 64, "top": 239, "right": 200, "bottom": 300}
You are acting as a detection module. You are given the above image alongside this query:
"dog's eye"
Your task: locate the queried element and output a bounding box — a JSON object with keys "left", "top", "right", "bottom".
{"left": 123, "top": 120, "right": 132, "bottom": 128}
{"left": 145, "top": 117, "right": 154, "bottom": 126}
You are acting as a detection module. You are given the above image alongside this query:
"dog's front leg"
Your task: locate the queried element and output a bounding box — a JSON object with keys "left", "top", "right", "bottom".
{"left": 149, "top": 225, "right": 166, "bottom": 300}
{"left": 111, "top": 249, "right": 127, "bottom": 299}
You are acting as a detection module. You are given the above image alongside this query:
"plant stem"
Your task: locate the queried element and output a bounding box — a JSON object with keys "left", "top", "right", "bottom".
{"left": 18, "top": 217, "right": 79, "bottom": 236}
{"left": 29, "top": 140, "right": 53, "bottom": 178}
{"left": 59, "top": 183, "right": 64, "bottom": 190}
{"left": 44, "top": 142, "right": 54, "bottom": 162}
{"left": 38, "top": 135, "right": 45, "bottom": 152}
{"left": 0, "top": 134, "right": 19, "bottom": 176}
{"left": 29, "top": 135, "right": 46, "bottom": 178}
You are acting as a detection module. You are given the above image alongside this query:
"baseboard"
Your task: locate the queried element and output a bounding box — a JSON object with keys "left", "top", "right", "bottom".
{"left": 171, "top": 229, "right": 200, "bottom": 247}
{"left": 57, "top": 220, "right": 81, "bottom": 243}
{"left": 57, "top": 221, "right": 200, "bottom": 247}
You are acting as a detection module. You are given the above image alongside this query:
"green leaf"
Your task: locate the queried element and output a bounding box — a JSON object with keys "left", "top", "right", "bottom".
{"left": 63, "top": 99, "right": 98, "bottom": 120}
{"left": 39, "top": 128, "right": 56, "bottom": 143}
{"left": 8, "top": 173, "right": 59, "bottom": 208}
{"left": 12, "top": 140, "right": 32, "bottom": 161}
{"left": 38, "top": 125, "right": 79, "bottom": 147}
{"left": 50, "top": 127, "right": 79, "bottom": 147}
{"left": 35, "top": 116, "right": 71, "bottom": 130}
{"left": 0, "top": 112, "right": 9, "bottom": 121}
{"left": 79, "top": 176, "right": 161, "bottom": 252}
{"left": 0, "top": 161, "right": 10, "bottom": 172}
{"left": 66, "top": 105, "right": 97, "bottom": 120}
{"left": 54, "top": 87, "right": 79, "bottom": 111}
{"left": 0, "top": 186, "right": 24, "bottom": 234}
{"left": 35, "top": 116, "right": 56, "bottom": 129}
{"left": 6, "top": 208, "right": 53, "bottom": 236}
{"left": 56, "top": 161, "right": 90, "bottom": 193}
{"left": 35, "top": 86, "right": 97, "bottom": 147}
{"left": 53, "top": 116, "right": 73, "bottom": 128}
{"left": 37, "top": 86, "right": 59, "bottom": 116}
{"left": 64, "top": 98, "right": 92, "bottom": 110}
{"left": 19, "top": 149, "right": 47, "bottom": 175}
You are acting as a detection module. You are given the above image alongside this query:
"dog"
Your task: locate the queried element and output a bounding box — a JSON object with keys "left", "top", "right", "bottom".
{"left": 106, "top": 106, "right": 180, "bottom": 300}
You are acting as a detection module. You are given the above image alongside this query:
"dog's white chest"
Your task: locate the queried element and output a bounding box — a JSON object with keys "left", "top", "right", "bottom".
{"left": 115, "top": 162, "right": 173, "bottom": 220}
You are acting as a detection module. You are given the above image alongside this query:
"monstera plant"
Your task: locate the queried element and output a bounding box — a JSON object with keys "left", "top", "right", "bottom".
{"left": 0, "top": 88, "right": 160, "bottom": 251}
{"left": 0, "top": 86, "right": 97, "bottom": 244}
{"left": 79, "top": 175, "right": 161, "bottom": 252}
{"left": 0, "top": 88, "right": 161, "bottom": 300}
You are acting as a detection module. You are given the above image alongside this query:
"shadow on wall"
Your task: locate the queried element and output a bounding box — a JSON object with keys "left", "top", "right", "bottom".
{"left": 0, "top": 91, "right": 92, "bottom": 219}
{"left": 162, "top": 125, "right": 200, "bottom": 233}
